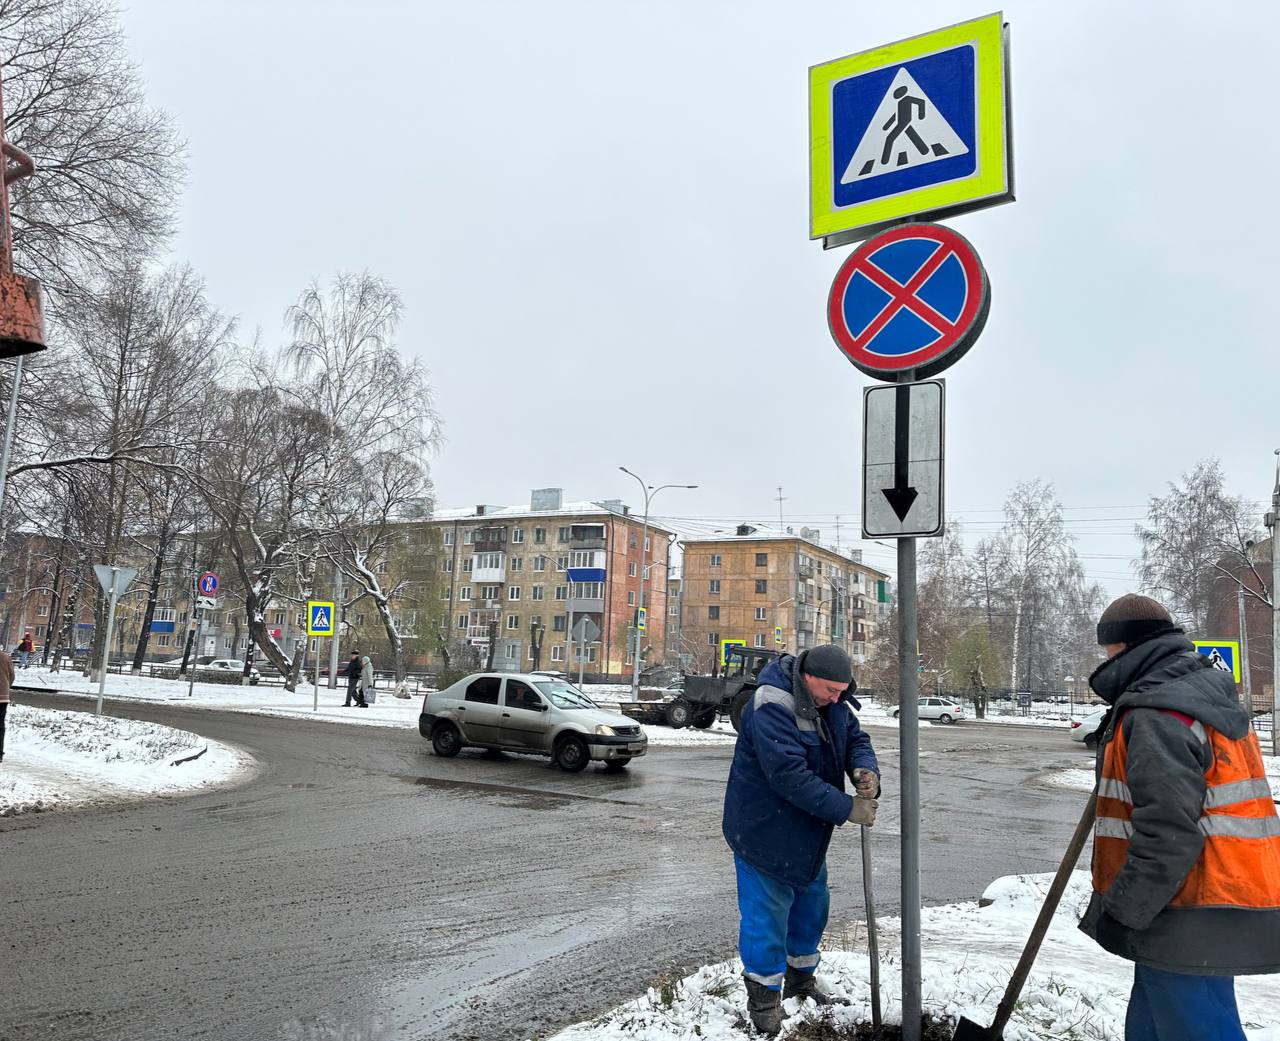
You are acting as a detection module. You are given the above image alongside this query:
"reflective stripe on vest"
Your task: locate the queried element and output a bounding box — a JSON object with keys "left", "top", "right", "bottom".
{"left": 1093, "top": 710, "right": 1280, "bottom": 910}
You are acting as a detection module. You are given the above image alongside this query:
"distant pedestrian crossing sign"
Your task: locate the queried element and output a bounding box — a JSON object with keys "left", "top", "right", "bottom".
{"left": 1193, "top": 640, "right": 1241, "bottom": 683}
{"left": 307, "top": 600, "right": 336, "bottom": 637}
{"left": 809, "top": 12, "right": 1013, "bottom": 243}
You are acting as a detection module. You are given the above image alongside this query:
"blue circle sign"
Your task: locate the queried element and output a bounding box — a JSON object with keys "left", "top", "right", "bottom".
{"left": 827, "top": 222, "right": 990, "bottom": 380}
{"left": 199, "top": 572, "right": 219, "bottom": 596}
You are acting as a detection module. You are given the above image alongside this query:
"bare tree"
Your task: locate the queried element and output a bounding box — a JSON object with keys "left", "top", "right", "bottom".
{"left": 1136, "top": 459, "right": 1268, "bottom": 634}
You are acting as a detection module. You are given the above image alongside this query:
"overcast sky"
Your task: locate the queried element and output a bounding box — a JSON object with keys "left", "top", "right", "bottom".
{"left": 117, "top": 1, "right": 1280, "bottom": 593}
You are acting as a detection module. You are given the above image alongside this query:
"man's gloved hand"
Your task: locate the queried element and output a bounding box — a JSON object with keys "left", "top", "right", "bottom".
{"left": 848, "top": 797, "right": 877, "bottom": 827}
{"left": 852, "top": 768, "right": 879, "bottom": 798}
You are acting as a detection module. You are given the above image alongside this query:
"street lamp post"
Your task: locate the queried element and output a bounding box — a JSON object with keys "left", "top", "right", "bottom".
{"left": 620, "top": 467, "right": 696, "bottom": 700}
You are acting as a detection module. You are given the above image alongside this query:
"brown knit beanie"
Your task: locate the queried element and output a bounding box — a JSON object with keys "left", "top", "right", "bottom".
{"left": 1096, "top": 594, "right": 1176, "bottom": 646}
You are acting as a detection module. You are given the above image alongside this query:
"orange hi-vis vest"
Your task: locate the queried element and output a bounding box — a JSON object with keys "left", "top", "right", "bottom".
{"left": 1094, "top": 710, "right": 1280, "bottom": 909}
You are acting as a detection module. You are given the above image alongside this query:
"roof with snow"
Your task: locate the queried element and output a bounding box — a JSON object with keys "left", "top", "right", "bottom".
{"left": 429, "top": 499, "right": 677, "bottom": 535}
{"left": 682, "top": 524, "right": 887, "bottom": 577}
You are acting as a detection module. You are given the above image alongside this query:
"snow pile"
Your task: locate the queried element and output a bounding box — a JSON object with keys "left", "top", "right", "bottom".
{"left": 642, "top": 722, "right": 738, "bottom": 747}
{"left": 1050, "top": 756, "right": 1280, "bottom": 800}
{"left": 0, "top": 704, "right": 253, "bottom": 817}
{"left": 544, "top": 872, "right": 1280, "bottom": 1040}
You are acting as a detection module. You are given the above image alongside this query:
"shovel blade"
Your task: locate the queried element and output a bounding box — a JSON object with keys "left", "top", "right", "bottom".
{"left": 951, "top": 1015, "right": 1000, "bottom": 1041}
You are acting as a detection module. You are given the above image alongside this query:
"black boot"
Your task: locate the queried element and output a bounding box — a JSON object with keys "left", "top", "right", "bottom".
{"left": 784, "top": 966, "right": 836, "bottom": 1005}
{"left": 743, "top": 977, "right": 782, "bottom": 1036}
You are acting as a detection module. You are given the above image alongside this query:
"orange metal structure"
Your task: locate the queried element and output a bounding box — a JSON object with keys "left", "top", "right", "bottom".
{"left": 0, "top": 73, "right": 43, "bottom": 358}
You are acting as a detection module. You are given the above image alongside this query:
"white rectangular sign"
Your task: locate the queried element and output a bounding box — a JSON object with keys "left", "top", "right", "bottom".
{"left": 862, "top": 380, "right": 944, "bottom": 538}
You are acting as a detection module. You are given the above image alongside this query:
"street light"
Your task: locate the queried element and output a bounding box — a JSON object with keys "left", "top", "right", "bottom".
{"left": 619, "top": 467, "right": 697, "bottom": 700}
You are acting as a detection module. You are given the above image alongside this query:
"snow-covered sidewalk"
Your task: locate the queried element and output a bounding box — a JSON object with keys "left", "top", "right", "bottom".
{"left": 545, "top": 872, "right": 1280, "bottom": 1040}
{"left": 0, "top": 703, "right": 253, "bottom": 817}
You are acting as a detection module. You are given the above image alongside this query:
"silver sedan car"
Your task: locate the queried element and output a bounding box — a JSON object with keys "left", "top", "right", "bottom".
{"left": 419, "top": 673, "right": 648, "bottom": 772}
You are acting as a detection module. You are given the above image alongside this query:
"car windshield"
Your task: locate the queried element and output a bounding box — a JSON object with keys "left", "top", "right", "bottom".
{"left": 532, "top": 680, "right": 597, "bottom": 709}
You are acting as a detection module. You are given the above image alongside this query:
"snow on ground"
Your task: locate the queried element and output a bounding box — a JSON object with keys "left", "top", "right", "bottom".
{"left": 544, "top": 872, "right": 1280, "bottom": 1041}
{"left": 1049, "top": 755, "right": 1280, "bottom": 799}
{"left": 0, "top": 703, "right": 253, "bottom": 817}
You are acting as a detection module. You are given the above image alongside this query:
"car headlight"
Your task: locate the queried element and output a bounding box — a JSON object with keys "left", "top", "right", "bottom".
{"left": 595, "top": 725, "right": 616, "bottom": 736}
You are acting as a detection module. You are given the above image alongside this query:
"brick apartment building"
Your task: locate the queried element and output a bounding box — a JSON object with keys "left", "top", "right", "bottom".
{"left": 674, "top": 525, "right": 890, "bottom": 673}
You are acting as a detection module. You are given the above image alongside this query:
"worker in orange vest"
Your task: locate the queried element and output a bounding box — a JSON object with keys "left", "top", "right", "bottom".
{"left": 1080, "top": 594, "right": 1280, "bottom": 1041}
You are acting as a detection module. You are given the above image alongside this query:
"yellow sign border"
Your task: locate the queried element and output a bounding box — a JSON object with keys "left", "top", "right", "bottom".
{"left": 720, "top": 638, "right": 747, "bottom": 667}
{"left": 1192, "top": 640, "right": 1242, "bottom": 683}
{"left": 306, "top": 600, "right": 336, "bottom": 637}
{"left": 809, "top": 12, "right": 1009, "bottom": 240}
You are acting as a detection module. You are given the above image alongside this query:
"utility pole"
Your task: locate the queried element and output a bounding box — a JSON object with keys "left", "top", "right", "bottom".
{"left": 1269, "top": 449, "right": 1280, "bottom": 756}
{"left": 619, "top": 468, "right": 697, "bottom": 700}
{"left": 775, "top": 486, "right": 787, "bottom": 531}
{"left": 897, "top": 536, "right": 922, "bottom": 1038}
{"left": 1238, "top": 587, "right": 1254, "bottom": 718}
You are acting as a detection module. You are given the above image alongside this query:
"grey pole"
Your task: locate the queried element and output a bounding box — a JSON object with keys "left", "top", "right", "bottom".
{"left": 1239, "top": 586, "right": 1254, "bottom": 718}
{"left": 187, "top": 606, "right": 202, "bottom": 698}
{"left": 0, "top": 354, "right": 23, "bottom": 520}
{"left": 897, "top": 536, "right": 922, "bottom": 1041}
{"left": 328, "top": 564, "right": 342, "bottom": 688}
{"left": 95, "top": 567, "right": 119, "bottom": 716}
{"left": 1271, "top": 450, "right": 1280, "bottom": 755}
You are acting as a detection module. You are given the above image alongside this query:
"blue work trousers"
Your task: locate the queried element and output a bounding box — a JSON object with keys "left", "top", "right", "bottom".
{"left": 734, "top": 853, "right": 829, "bottom": 989}
{"left": 1126, "top": 965, "right": 1247, "bottom": 1041}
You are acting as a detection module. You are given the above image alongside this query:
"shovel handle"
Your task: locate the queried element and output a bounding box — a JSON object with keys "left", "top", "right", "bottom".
{"left": 861, "top": 824, "right": 882, "bottom": 1031}
{"left": 988, "top": 794, "right": 1097, "bottom": 1035}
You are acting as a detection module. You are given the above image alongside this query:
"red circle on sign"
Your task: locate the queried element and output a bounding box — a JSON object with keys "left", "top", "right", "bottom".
{"left": 199, "top": 571, "right": 219, "bottom": 595}
{"left": 827, "top": 222, "right": 990, "bottom": 380}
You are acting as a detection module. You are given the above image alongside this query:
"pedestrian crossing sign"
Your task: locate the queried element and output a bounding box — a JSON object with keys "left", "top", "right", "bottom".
{"left": 1192, "top": 640, "right": 1241, "bottom": 683}
{"left": 809, "top": 12, "right": 1013, "bottom": 243}
{"left": 307, "top": 600, "right": 336, "bottom": 637}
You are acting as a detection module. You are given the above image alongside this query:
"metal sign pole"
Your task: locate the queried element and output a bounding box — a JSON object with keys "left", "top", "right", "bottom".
{"left": 1239, "top": 587, "right": 1254, "bottom": 718}
{"left": 897, "top": 535, "right": 922, "bottom": 1041}
{"left": 187, "top": 608, "right": 201, "bottom": 698}
{"left": 328, "top": 566, "right": 341, "bottom": 688}
{"left": 95, "top": 568, "right": 119, "bottom": 715}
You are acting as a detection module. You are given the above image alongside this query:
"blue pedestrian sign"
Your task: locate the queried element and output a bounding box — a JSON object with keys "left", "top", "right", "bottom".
{"left": 809, "top": 13, "right": 1013, "bottom": 243}
{"left": 1193, "top": 640, "right": 1242, "bottom": 683}
{"left": 306, "top": 600, "right": 336, "bottom": 638}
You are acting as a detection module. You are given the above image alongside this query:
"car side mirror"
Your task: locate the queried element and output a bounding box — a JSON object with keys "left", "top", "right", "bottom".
{"left": 536, "top": 702, "right": 549, "bottom": 711}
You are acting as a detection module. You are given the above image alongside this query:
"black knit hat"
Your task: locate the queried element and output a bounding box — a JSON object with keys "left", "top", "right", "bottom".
{"left": 1096, "top": 594, "right": 1176, "bottom": 646}
{"left": 800, "top": 644, "right": 853, "bottom": 684}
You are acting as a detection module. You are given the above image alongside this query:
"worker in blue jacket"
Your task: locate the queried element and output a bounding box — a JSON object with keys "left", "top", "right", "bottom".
{"left": 722, "top": 645, "right": 880, "bottom": 1036}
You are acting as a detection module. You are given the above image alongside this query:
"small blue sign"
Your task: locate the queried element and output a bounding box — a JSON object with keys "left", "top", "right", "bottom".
{"left": 199, "top": 572, "right": 219, "bottom": 596}
{"left": 1193, "top": 640, "right": 1241, "bottom": 683}
{"left": 831, "top": 47, "right": 977, "bottom": 212}
{"left": 310, "top": 604, "right": 331, "bottom": 631}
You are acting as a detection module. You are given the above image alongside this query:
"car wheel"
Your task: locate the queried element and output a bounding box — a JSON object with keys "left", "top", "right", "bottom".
{"left": 432, "top": 722, "right": 463, "bottom": 758}
{"left": 555, "top": 734, "right": 590, "bottom": 773}
{"left": 730, "top": 689, "right": 753, "bottom": 733}
{"left": 666, "top": 698, "right": 693, "bottom": 729}
{"left": 892, "top": 709, "right": 901, "bottom": 719}
{"left": 939, "top": 713, "right": 953, "bottom": 724}
{"left": 1084, "top": 732, "right": 1099, "bottom": 751}
{"left": 603, "top": 758, "right": 631, "bottom": 772}
{"left": 692, "top": 708, "right": 716, "bottom": 730}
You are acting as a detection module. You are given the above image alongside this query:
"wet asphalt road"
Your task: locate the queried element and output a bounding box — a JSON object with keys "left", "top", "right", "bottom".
{"left": 0, "top": 694, "right": 1093, "bottom": 1041}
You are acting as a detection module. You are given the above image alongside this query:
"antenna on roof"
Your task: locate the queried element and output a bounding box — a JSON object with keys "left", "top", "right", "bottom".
{"left": 775, "top": 487, "right": 787, "bottom": 531}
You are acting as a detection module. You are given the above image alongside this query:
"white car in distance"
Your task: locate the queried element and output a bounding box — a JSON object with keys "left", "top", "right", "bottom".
{"left": 892, "top": 696, "right": 965, "bottom": 724}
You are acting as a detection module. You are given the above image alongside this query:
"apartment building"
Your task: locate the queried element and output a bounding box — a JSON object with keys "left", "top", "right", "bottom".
{"left": 677, "top": 524, "right": 890, "bottom": 672}
{"left": 426, "top": 488, "right": 675, "bottom": 679}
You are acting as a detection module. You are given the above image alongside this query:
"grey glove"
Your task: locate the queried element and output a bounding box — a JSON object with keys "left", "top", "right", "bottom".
{"left": 852, "top": 768, "right": 879, "bottom": 797}
{"left": 848, "top": 797, "right": 877, "bottom": 827}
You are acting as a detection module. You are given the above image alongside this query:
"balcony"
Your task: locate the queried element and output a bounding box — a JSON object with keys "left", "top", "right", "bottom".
{"left": 797, "top": 563, "right": 813, "bottom": 578}
{"left": 473, "top": 565, "right": 506, "bottom": 583}
{"left": 472, "top": 527, "right": 507, "bottom": 553}
{"left": 568, "top": 594, "right": 605, "bottom": 613}
{"left": 850, "top": 606, "right": 868, "bottom": 619}
{"left": 569, "top": 525, "right": 607, "bottom": 550}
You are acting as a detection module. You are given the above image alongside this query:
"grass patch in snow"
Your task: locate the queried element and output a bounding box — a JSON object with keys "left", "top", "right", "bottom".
{"left": 9, "top": 704, "right": 201, "bottom": 762}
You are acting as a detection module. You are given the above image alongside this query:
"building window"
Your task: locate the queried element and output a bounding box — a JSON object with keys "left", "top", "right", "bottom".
{"left": 506, "top": 614, "right": 519, "bottom": 630}
{"left": 755, "top": 634, "right": 767, "bottom": 648}
{"left": 557, "top": 526, "right": 571, "bottom": 542}
{"left": 756, "top": 553, "right": 768, "bottom": 567}
{"left": 273, "top": 611, "right": 285, "bottom": 625}
{"left": 463, "top": 557, "right": 473, "bottom": 573}
{"left": 644, "top": 536, "right": 651, "bottom": 553}
{"left": 458, "top": 614, "right": 468, "bottom": 629}
{"left": 534, "top": 527, "right": 547, "bottom": 544}
{"left": 474, "top": 551, "right": 502, "bottom": 569}
{"left": 440, "top": 587, "right": 450, "bottom": 600}
{"left": 629, "top": 532, "right": 638, "bottom": 549}
{"left": 710, "top": 554, "right": 721, "bottom": 567}
{"left": 571, "top": 582, "right": 603, "bottom": 599}
{"left": 551, "top": 644, "right": 565, "bottom": 662}
{"left": 553, "top": 614, "right": 567, "bottom": 632}
{"left": 442, "top": 558, "right": 454, "bottom": 573}
{"left": 554, "top": 585, "right": 567, "bottom": 601}
{"left": 669, "top": 604, "right": 679, "bottom": 616}
{"left": 571, "top": 550, "right": 602, "bottom": 568}
{"left": 628, "top": 562, "right": 637, "bottom": 577}
{"left": 708, "top": 632, "right": 720, "bottom": 646}
{"left": 755, "top": 579, "right": 768, "bottom": 594}
{"left": 376, "top": 560, "right": 388, "bottom": 574}
{"left": 756, "top": 607, "right": 767, "bottom": 621}
{"left": 480, "top": 585, "right": 501, "bottom": 600}
{"left": 508, "top": 585, "right": 521, "bottom": 600}
{"left": 532, "top": 586, "right": 544, "bottom": 601}
{"left": 533, "top": 556, "right": 547, "bottom": 572}
{"left": 155, "top": 633, "right": 168, "bottom": 647}
{"left": 459, "top": 586, "right": 472, "bottom": 601}
{"left": 510, "top": 557, "right": 523, "bottom": 572}
{"left": 462, "top": 530, "right": 473, "bottom": 544}
{"left": 504, "top": 641, "right": 519, "bottom": 660}
{"left": 528, "top": 645, "right": 538, "bottom": 661}
{"left": 556, "top": 555, "right": 569, "bottom": 570}
{"left": 708, "top": 606, "right": 720, "bottom": 620}
{"left": 530, "top": 615, "right": 542, "bottom": 627}
{"left": 355, "top": 613, "right": 366, "bottom": 625}
{"left": 36, "top": 604, "right": 48, "bottom": 617}
{"left": 442, "top": 530, "right": 454, "bottom": 546}
{"left": 511, "top": 528, "right": 525, "bottom": 544}
{"left": 709, "top": 579, "right": 720, "bottom": 594}
{"left": 628, "top": 591, "right": 636, "bottom": 606}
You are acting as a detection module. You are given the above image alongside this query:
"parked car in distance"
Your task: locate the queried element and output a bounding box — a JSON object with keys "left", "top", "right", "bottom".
{"left": 1070, "top": 707, "right": 1108, "bottom": 749}
{"left": 420, "top": 672, "right": 648, "bottom": 772}
{"left": 892, "top": 697, "right": 965, "bottom": 724}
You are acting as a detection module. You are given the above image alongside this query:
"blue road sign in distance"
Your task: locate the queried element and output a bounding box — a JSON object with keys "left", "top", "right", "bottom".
{"left": 198, "top": 571, "right": 219, "bottom": 596}
{"left": 828, "top": 222, "right": 989, "bottom": 380}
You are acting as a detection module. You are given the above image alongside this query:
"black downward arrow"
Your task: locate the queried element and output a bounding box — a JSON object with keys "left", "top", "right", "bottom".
{"left": 882, "top": 384, "right": 918, "bottom": 521}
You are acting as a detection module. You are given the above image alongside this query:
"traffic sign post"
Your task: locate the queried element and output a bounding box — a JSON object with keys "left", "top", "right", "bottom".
{"left": 571, "top": 617, "right": 600, "bottom": 685}
{"left": 306, "top": 601, "right": 336, "bottom": 711}
{"left": 809, "top": 12, "right": 1012, "bottom": 245}
{"left": 92, "top": 564, "right": 138, "bottom": 715}
{"left": 198, "top": 571, "right": 219, "bottom": 596}
{"left": 862, "top": 380, "right": 945, "bottom": 538}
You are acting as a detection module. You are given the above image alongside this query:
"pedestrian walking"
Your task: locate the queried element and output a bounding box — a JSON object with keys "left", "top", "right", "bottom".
{"left": 16, "top": 633, "right": 33, "bottom": 669}
{"left": 358, "top": 654, "right": 375, "bottom": 707}
{"left": 0, "top": 645, "right": 13, "bottom": 762}
{"left": 344, "top": 651, "right": 364, "bottom": 707}
{"left": 722, "top": 645, "right": 881, "bottom": 1035}
{"left": 1081, "top": 594, "right": 1280, "bottom": 1041}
